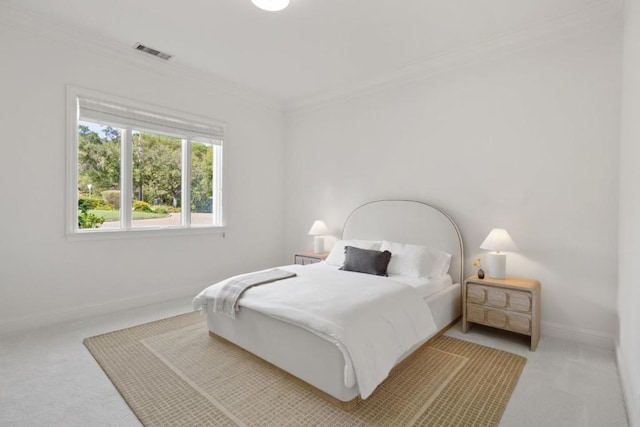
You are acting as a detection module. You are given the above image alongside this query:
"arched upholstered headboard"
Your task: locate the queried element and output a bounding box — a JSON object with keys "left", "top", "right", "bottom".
{"left": 342, "top": 200, "right": 464, "bottom": 285}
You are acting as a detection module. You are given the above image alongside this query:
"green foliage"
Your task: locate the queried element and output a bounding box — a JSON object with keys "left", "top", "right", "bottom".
{"left": 78, "top": 199, "right": 105, "bottom": 229}
{"left": 132, "top": 131, "right": 182, "bottom": 206}
{"left": 101, "top": 190, "right": 120, "bottom": 210}
{"left": 133, "top": 200, "right": 153, "bottom": 212}
{"left": 150, "top": 204, "right": 179, "bottom": 214}
{"left": 78, "top": 123, "right": 215, "bottom": 215}
{"left": 79, "top": 197, "right": 96, "bottom": 209}
{"left": 88, "top": 210, "right": 119, "bottom": 222}
{"left": 78, "top": 198, "right": 93, "bottom": 212}
{"left": 79, "top": 212, "right": 105, "bottom": 229}
{"left": 79, "top": 197, "right": 111, "bottom": 210}
{"left": 77, "top": 125, "right": 121, "bottom": 197}
{"left": 152, "top": 206, "right": 168, "bottom": 214}
{"left": 191, "top": 142, "right": 214, "bottom": 213}
{"left": 89, "top": 210, "right": 169, "bottom": 221}
{"left": 192, "top": 198, "right": 212, "bottom": 213}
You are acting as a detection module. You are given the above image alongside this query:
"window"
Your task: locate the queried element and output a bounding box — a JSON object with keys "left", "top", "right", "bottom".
{"left": 68, "top": 87, "right": 224, "bottom": 235}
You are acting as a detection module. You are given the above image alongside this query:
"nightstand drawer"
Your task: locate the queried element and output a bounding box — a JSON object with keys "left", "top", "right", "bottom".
{"left": 294, "top": 251, "right": 329, "bottom": 266}
{"left": 509, "top": 292, "right": 532, "bottom": 313}
{"left": 487, "top": 309, "right": 507, "bottom": 328}
{"left": 508, "top": 313, "right": 531, "bottom": 334}
{"left": 467, "top": 285, "right": 486, "bottom": 305}
{"left": 467, "top": 304, "right": 532, "bottom": 335}
{"left": 467, "top": 284, "right": 532, "bottom": 313}
{"left": 467, "top": 304, "right": 486, "bottom": 323}
{"left": 467, "top": 305, "right": 515, "bottom": 330}
{"left": 295, "top": 255, "right": 322, "bottom": 265}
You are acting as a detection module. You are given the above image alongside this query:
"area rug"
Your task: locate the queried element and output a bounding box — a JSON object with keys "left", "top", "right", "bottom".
{"left": 84, "top": 312, "right": 526, "bottom": 426}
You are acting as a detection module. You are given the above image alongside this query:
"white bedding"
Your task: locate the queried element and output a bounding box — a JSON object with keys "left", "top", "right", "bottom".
{"left": 306, "top": 261, "right": 453, "bottom": 299}
{"left": 193, "top": 264, "right": 437, "bottom": 399}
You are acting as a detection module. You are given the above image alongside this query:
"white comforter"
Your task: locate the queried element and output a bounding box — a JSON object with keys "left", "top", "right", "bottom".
{"left": 192, "top": 264, "right": 437, "bottom": 399}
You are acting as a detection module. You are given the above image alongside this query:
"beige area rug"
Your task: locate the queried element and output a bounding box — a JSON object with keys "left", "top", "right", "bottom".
{"left": 84, "top": 312, "right": 526, "bottom": 426}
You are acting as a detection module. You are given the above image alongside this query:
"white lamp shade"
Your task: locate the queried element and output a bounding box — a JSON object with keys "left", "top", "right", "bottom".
{"left": 251, "top": 0, "right": 289, "bottom": 11}
{"left": 308, "top": 220, "right": 328, "bottom": 236}
{"left": 480, "top": 228, "right": 518, "bottom": 252}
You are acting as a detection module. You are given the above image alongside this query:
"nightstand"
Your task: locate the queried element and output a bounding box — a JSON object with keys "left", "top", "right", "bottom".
{"left": 462, "top": 275, "right": 541, "bottom": 351}
{"left": 293, "top": 250, "right": 329, "bottom": 265}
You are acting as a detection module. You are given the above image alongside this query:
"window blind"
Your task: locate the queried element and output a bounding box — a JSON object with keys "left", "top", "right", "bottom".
{"left": 78, "top": 97, "right": 223, "bottom": 143}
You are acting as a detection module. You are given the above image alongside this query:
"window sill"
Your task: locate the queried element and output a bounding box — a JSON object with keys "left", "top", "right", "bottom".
{"left": 66, "top": 226, "right": 227, "bottom": 241}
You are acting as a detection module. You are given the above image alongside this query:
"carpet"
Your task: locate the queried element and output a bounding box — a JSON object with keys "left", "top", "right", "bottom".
{"left": 84, "top": 312, "right": 526, "bottom": 426}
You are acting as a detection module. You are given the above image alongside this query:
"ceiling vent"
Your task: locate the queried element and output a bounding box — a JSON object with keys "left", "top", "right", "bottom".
{"left": 133, "top": 43, "right": 172, "bottom": 60}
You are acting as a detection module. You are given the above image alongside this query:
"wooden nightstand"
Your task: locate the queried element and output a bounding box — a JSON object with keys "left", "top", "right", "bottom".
{"left": 293, "top": 250, "right": 329, "bottom": 265}
{"left": 462, "top": 275, "right": 541, "bottom": 351}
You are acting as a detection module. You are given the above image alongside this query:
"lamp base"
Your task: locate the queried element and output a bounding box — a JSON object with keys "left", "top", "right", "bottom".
{"left": 313, "top": 236, "right": 325, "bottom": 253}
{"left": 486, "top": 252, "right": 507, "bottom": 279}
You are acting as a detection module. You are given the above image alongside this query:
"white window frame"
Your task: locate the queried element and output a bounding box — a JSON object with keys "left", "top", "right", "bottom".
{"left": 66, "top": 86, "right": 226, "bottom": 239}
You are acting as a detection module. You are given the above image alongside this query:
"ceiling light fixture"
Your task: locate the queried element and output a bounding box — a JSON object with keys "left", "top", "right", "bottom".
{"left": 251, "top": 0, "right": 289, "bottom": 12}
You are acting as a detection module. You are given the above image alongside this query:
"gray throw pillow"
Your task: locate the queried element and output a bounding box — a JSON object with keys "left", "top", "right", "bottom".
{"left": 339, "top": 246, "right": 392, "bottom": 276}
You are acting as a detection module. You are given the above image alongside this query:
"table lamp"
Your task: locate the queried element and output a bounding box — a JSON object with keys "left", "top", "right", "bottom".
{"left": 308, "top": 220, "right": 329, "bottom": 253}
{"left": 479, "top": 228, "right": 518, "bottom": 279}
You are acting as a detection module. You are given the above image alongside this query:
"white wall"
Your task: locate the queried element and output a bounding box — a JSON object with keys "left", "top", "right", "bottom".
{"left": 284, "top": 26, "right": 621, "bottom": 347}
{"left": 0, "top": 22, "right": 285, "bottom": 332}
{"left": 618, "top": 0, "right": 640, "bottom": 424}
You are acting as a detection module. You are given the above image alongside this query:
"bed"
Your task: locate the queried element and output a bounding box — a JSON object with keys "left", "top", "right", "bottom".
{"left": 194, "top": 200, "right": 463, "bottom": 409}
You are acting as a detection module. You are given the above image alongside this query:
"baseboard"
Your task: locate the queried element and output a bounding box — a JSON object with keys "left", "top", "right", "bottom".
{"left": 542, "top": 320, "right": 615, "bottom": 350}
{"left": 617, "top": 345, "right": 640, "bottom": 427}
{"left": 0, "top": 283, "right": 203, "bottom": 337}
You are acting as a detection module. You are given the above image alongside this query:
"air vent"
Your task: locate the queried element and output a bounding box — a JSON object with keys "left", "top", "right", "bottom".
{"left": 133, "top": 43, "right": 172, "bottom": 60}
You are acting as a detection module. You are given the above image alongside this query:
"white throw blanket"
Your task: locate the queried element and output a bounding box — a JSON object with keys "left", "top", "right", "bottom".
{"left": 192, "top": 265, "right": 437, "bottom": 399}
{"left": 213, "top": 268, "right": 297, "bottom": 319}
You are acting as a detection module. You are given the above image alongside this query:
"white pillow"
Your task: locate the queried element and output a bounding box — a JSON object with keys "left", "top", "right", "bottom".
{"left": 380, "top": 241, "right": 452, "bottom": 278}
{"left": 325, "top": 240, "right": 382, "bottom": 266}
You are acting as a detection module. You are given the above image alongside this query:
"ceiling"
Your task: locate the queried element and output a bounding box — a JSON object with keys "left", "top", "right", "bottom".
{"left": 5, "top": 0, "right": 615, "bottom": 105}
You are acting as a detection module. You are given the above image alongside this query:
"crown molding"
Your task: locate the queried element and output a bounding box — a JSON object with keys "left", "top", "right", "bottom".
{"left": 286, "top": 0, "right": 623, "bottom": 113}
{"left": 1, "top": 1, "right": 622, "bottom": 114}
{"left": 0, "top": 4, "right": 286, "bottom": 112}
